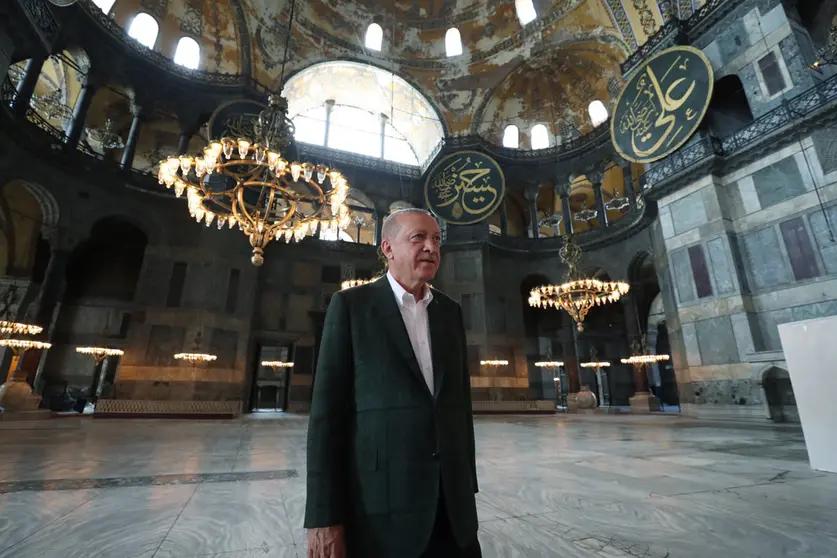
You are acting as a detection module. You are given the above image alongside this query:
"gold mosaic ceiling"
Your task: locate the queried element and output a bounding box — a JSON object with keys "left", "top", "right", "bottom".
{"left": 105, "top": 0, "right": 672, "bottom": 133}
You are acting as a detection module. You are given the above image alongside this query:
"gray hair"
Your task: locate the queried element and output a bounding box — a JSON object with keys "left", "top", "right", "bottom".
{"left": 380, "top": 208, "right": 435, "bottom": 241}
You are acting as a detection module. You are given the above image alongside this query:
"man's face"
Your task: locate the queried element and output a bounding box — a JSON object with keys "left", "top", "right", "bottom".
{"left": 383, "top": 212, "right": 441, "bottom": 284}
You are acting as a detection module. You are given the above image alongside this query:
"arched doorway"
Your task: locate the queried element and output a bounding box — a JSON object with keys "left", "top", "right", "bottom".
{"left": 43, "top": 218, "right": 148, "bottom": 407}
{"left": 706, "top": 75, "right": 753, "bottom": 136}
{"left": 762, "top": 367, "right": 798, "bottom": 423}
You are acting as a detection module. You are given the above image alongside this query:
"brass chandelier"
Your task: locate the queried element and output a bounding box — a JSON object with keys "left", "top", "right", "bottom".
{"left": 811, "top": 26, "right": 837, "bottom": 69}
{"left": 157, "top": 0, "right": 350, "bottom": 266}
{"left": 528, "top": 235, "right": 629, "bottom": 331}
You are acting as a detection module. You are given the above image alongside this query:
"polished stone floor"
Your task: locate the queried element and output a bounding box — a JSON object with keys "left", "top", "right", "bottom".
{"left": 0, "top": 414, "right": 835, "bottom": 558}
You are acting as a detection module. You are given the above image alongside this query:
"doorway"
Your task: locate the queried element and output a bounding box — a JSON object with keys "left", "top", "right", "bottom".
{"left": 249, "top": 344, "right": 294, "bottom": 412}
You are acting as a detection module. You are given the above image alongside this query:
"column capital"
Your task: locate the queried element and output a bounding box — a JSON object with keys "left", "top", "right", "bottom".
{"left": 585, "top": 169, "right": 606, "bottom": 187}
{"left": 522, "top": 181, "right": 540, "bottom": 202}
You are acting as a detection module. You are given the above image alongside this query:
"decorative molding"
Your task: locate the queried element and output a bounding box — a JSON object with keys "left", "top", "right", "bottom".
{"left": 17, "top": 0, "right": 60, "bottom": 51}
{"left": 95, "top": 399, "right": 242, "bottom": 415}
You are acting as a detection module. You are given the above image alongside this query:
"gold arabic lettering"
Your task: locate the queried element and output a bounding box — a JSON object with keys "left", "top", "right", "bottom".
{"left": 432, "top": 157, "right": 499, "bottom": 217}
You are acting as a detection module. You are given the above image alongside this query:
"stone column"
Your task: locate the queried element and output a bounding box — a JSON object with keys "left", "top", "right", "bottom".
{"left": 13, "top": 55, "right": 47, "bottom": 116}
{"left": 623, "top": 293, "right": 659, "bottom": 413}
{"left": 0, "top": 349, "right": 44, "bottom": 411}
{"left": 323, "top": 99, "right": 335, "bottom": 146}
{"left": 120, "top": 106, "right": 145, "bottom": 170}
{"left": 373, "top": 211, "right": 383, "bottom": 247}
{"left": 378, "top": 113, "right": 388, "bottom": 158}
{"left": 0, "top": 29, "right": 13, "bottom": 90}
{"left": 589, "top": 170, "right": 608, "bottom": 228}
{"left": 65, "top": 76, "right": 99, "bottom": 150}
{"left": 621, "top": 160, "right": 637, "bottom": 209}
{"left": 524, "top": 183, "right": 539, "bottom": 239}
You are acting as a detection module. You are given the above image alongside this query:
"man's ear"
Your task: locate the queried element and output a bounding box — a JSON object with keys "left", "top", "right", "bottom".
{"left": 380, "top": 239, "right": 393, "bottom": 259}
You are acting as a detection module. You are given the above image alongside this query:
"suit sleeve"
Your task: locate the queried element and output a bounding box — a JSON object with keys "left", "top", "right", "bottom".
{"left": 304, "top": 291, "right": 353, "bottom": 528}
{"left": 459, "top": 304, "right": 478, "bottom": 495}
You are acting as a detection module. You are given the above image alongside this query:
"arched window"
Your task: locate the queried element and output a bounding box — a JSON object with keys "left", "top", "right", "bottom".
{"left": 92, "top": 0, "right": 116, "bottom": 13}
{"left": 127, "top": 13, "right": 159, "bottom": 49}
{"left": 530, "top": 124, "right": 549, "bottom": 149}
{"left": 502, "top": 125, "right": 519, "bottom": 148}
{"left": 515, "top": 0, "right": 537, "bottom": 25}
{"left": 173, "top": 37, "right": 200, "bottom": 69}
{"left": 445, "top": 28, "right": 463, "bottom": 57}
{"left": 588, "top": 100, "right": 609, "bottom": 127}
{"left": 284, "top": 61, "right": 444, "bottom": 167}
{"left": 365, "top": 23, "right": 383, "bottom": 51}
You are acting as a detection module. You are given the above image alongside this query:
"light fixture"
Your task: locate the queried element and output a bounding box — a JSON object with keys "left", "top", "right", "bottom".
{"left": 620, "top": 335, "right": 670, "bottom": 365}
{"left": 538, "top": 213, "right": 563, "bottom": 236}
{"left": 528, "top": 235, "right": 629, "bottom": 331}
{"left": 580, "top": 361, "right": 611, "bottom": 368}
{"left": 30, "top": 89, "right": 73, "bottom": 120}
{"left": 573, "top": 202, "right": 598, "bottom": 223}
{"left": 261, "top": 360, "right": 294, "bottom": 368}
{"left": 8, "top": 64, "right": 25, "bottom": 84}
{"left": 86, "top": 119, "right": 125, "bottom": 150}
{"left": 0, "top": 339, "right": 52, "bottom": 352}
{"left": 75, "top": 346, "right": 124, "bottom": 363}
{"left": 810, "top": 26, "right": 837, "bottom": 69}
{"left": 341, "top": 278, "right": 375, "bottom": 290}
{"left": 157, "top": 0, "right": 350, "bottom": 267}
{"left": 173, "top": 332, "right": 216, "bottom": 365}
{"left": 605, "top": 189, "right": 630, "bottom": 212}
{"left": 0, "top": 321, "right": 43, "bottom": 336}
{"left": 535, "top": 361, "right": 564, "bottom": 367}
{"left": 480, "top": 359, "right": 509, "bottom": 366}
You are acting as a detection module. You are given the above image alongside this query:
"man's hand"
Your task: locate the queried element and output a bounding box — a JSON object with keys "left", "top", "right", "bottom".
{"left": 307, "top": 525, "right": 346, "bottom": 558}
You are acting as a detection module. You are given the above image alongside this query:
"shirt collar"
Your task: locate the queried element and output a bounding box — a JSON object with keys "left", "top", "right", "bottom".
{"left": 386, "top": 271, "right": 433, "bottom": 307}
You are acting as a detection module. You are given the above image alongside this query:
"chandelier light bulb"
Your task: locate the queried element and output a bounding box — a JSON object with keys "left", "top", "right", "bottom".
{"left": 317, "top": 164, "right": 328, "bottom": 183}
{"left": 290, "top": 162, "right": 302, "bottom": 181}
{"left": 267, "top": 151, "right": 280, "bottom": 168}
{"left": 222, "top": 137, "right": 234, "bottom": 159}
{"left": 303, "top": 163, "right": 314, "bottom": 181}
{"left": 237, "top": 139, "right": 251, "bottom": 159}
{"left": 254, "top": 144, "right": 267, "bottom": 164}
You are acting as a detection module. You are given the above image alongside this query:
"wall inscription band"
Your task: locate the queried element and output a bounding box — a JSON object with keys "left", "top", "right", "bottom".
{"left": 424, "top": 150, "right": 506, "bottom": 225}
{"left": 611, "top": 45, "right": 714, "bottom": 164}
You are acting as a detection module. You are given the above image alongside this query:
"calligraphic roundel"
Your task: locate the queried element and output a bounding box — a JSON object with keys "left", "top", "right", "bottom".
{"left": 424, "top": 150, "right": 506, "bottom": 225}
{"left": 208, "top": 99, "right": 269, "bottom": 142}
{"left": 611, "top": 46, "right": 714, "bottom": 164}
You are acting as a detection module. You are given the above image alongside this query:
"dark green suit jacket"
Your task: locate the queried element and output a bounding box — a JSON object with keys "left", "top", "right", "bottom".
{"left": 304, "top": 276, "right": 479, "bottom": 558}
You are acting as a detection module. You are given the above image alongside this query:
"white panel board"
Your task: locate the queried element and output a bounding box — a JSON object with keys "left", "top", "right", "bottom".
{"left": 778, "top": 316, "right": 837, "bottom": 474}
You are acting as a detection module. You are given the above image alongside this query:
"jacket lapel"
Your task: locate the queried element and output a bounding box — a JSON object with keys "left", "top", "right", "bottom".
{"left": 428, "top": 296, "right": 446, "bottom": 400}
{"left": 371, "top": 278, "right": 429, "bottom": 396}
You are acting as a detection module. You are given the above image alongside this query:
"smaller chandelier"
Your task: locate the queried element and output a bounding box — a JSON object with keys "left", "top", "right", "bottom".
{"left": 528, "top": 235, "right": 629, "bottom": 331}
{"left": 580, "top": 361, "right": 611, "bottom": 368}
{"left": 605, "top": 190, "right": 630, "bottom": 212}
{"left": 480, "top": 359, "right": 509, "bottom": 366}
{"left": 0, "top": 339, "right": 51, "bottom": 352}
{"left": 76, "top": 346, "right": 124, "bottom": 363}
{"left": 0, "top": 320, "right": 43, "bottom": 336}
{"left": 535, "top": 361, "right": 564, "bottom": 367}
{"left": 538, "top": 214, "right": 563, "bottom": 235}
{"left": 174, "top": 352, "right": 217, "bottom": 364}
{"left": 86, "top": 119, "right": 125, "bottom": 150}
{"left": 341, "top": 278, "right": 375, "bottom": 290}
{"left": 30, "top": 89, "right": 73, "bottom": 121}
{"left": 573, "top": 202, "right": 598, "bottom": 223}
{"left": 621, "top": 354, "right": 670, "bottom": 364}
{"left": 261, "top": 360, "right": 294, "bottom": 368}
{"left": 810, "top": 26, "right": 837, "bottom": 69}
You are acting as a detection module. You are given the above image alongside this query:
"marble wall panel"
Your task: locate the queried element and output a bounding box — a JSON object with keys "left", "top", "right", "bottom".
{"left": 738, "top": 227, "right": 792, "bottom": 290}
{"left": 670, "top": 190, "right": 709, "bottom": 236}
{"left": 695, "top": 316, "right": 740, "bottom": 365}
{"left": 752, "top": 155, "right": 805, "bottom": 209}
{"left": 707, "top": 238, "right": 736, "bottom": 295}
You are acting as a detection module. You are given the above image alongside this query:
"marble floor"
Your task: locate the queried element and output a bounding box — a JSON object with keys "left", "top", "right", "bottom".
{"left": 0, "top": 414, "right": 835, "bottom": 558}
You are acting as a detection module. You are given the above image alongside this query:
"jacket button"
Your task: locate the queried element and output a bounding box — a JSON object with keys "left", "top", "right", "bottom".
{"left": 431, "top": 452, "right": 440, "bottom": 460}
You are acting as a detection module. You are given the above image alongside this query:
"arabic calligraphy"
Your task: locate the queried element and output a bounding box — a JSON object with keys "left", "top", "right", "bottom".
{"left": 611, "top": 46, "right": 714, "bottom": 164}
{"left": 425, "top": 151, "right": 505, "bottom": 225}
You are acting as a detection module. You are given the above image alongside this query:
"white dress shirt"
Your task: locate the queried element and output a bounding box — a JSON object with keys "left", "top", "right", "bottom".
{"left": 386, "top": 271, "right": 434, "bottom": 394}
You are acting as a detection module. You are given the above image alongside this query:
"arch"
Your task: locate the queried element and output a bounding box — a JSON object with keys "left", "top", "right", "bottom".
{"left": 64, "top": 217, "right": 148, "bottom": 302}
{"left": 445, "top": 28, "right": 463, "bottom": 57}
{"left": 283, "top": 61, "right": 445, "bottom": 167}
{"left": 530, "top": 124, "right": 549, "bottom": 149}
{"left": 502, "top": 125, "right": 519, "bottom": 148}
{"left": 365, "top": 23, "right": 383, "bottom": 51}
{"left": 17, "top": 181, "right": 59, "bottom": 228}
{"left": 174, "top": 37, "right": 201, "bottom": 69}
{"left": 127, "top": 13, "right": 159, "bottom": 49}
{"left": 588, "top": 100, "right": 609, "bottom": 127}
{"left": 91, "top": 0, "right": 116, "bottom": 14}
{"left": 706, "top": 74, "right": 753, "bottom": 136}
{"left": 761, "top": 366, "right": 798, "bottom": 423}
{"left": 515, "top": 0, "right": 537, "bottom": 25}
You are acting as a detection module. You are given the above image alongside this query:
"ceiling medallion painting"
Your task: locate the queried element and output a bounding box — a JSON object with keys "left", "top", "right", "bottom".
{"left": 424, "top": 150, "right": 505, "bottom": 226}
{"left": 610, "top": 45, "right": 713, "bottom": 163}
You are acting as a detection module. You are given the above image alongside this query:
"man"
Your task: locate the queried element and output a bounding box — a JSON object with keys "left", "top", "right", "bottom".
{"left": 304, "top": 208, "right": 480, "bottom": 558}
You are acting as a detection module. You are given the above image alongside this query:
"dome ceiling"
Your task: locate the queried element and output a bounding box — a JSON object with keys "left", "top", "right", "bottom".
{"left": 103, "top": 0, "right": 670, "bottom": 133}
